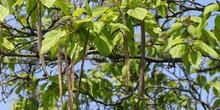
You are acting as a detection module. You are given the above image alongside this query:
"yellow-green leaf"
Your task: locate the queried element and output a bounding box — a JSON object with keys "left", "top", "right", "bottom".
{"left": 40, "top": 29, "right": 66, "bottom": 54}
{"left": 1, "top": 37, "right": 14, "bottom": 50}
{"left": 41, "top": 0, "right": 56, "bottom": 8}
{"left": 127, "top": 7, "right": 148, "bottom": 20}
{"left": 194, "top": 40, "right": 218, "bottom": 58}
{"left": 0, "top": 5, "right": 9, "bottom": 21}
{"left": 203, "top": 3, "right": 219, "bottom": 17}
{"left": 72, "top": 8, "right": 85, "bottom": 17}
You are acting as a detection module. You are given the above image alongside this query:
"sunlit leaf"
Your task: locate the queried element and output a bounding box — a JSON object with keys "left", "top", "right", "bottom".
{"left": 91, "top": 6, "right": 109, "bottom": 18}
{"left": 13, "top": 0, "right": 24, "bottom": 7}
{"left": 190, "top": 16, "right": 202, "bottom": 23}
{"left": 56, "top": 0, "right": 70, "bottom": 15}
{"left": 127, "top": 7, "right": 148, "bottom": 20}
{"left": 72, "top": 8, "right": 85, "bottom": 17}
{"left": 109, "top": 23, "right": 129, "bottom": 32}
{"left": 169, "top": 44, "right": 185, "bottom": 58}
{"left": 40, "top": 29, "right": 66, "bottom": 54}
{"left": 167, "top": 22, "right": 183, "bottom": 35}
{"left": 187, "top": 25, "right": 197, "bottom": 37}
{"left": 194, "top": 40, "right": 218, "bottom": 58}
{"left": 1, "top": 37, "right": 14, "bottom": 50}
{"left": 41, "top": 0, "right": 56, "bottom": 8}
{"left": 203, "top": 3, "right": 219, "bottom": 17}
{"left": 92, "top": 21, "right": 105, "bottom": 34}
{"left": 0, "top": 5, "right": 9, "bottom": 21}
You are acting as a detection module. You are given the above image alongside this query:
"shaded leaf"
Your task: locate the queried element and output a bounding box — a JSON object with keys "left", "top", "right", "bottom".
{"left": 157, "top": 3, "right": 167, "bottom": 18}
{"left": 213, "top": 98, "right": 220, "bottom": 107}
{"left": 215, "top": 15, "right": 220, "bottom": 30}
{"left": 204, "top": 83, "right": 210, "bottom": 94}
{"left": 94, "top": 35, "right": 113, "bottom": 56}
{"left": 196, "top": 75, "right": 206, "bottom": 87}
{"left": 188, "top": 51, "right": 202, "bottom": 68}
{"left": 202, "top": 29, "right": 218, "bottom": 43}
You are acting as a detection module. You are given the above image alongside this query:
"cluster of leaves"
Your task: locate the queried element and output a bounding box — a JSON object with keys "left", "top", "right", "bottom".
{"left": 1, "top": 0, "right": 220, "bottom": 109}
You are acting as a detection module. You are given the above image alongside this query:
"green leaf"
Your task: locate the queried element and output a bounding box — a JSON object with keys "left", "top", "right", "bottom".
{"left": 93, "top": 71, "right": 105, "bottom": 78}
{"left": 204, "top": 83, "right": 210, "bottom": 94}
{"left": 127, "top": 7, "right": 148, "bottom": 20}
{"left": 49, "top": 76, "right": 59, "bottom": 84}
{"left": 169, "top": 44, "right": 185, "bottom": 58}
{"left": 212, "top": 82, "right": 220, "bottom": 91}
{"left": 40, "top": 29, "right": 66, "bottom": 54}
{"left": 214, "top": 26, "right": 220, "bottom": 42}
{"left": 196, "top": 19, "right": 207, "bottom": 38}
{"left": 202, "top": 29, "right": 218, "bottom": 43}
{"left": 91, "top": 21, "right": 105, "bottom": 34}
{"left": 0, "top": 5, "right": 9, "bottom": 21}
{"left": 157, "top": 3, "right": 167, "bottom": 18}
{"left": 75, "top": 17, "right": 92, "bottom": 25}
{"left": 190, "top": 16, "right": 202, "bottom": 23}
{"left": 26, "top": 0, "right": 37, "bottom": 23}
{"left": 215, "top": 15, "right": 220, "bottom": 30}
{"left": 72, "top": 8, "right": 85, "bottom": 17}
{"left": 50, "top": 43, "right": 58, "bottom": 59}
{"left": 29, "top": 99, "right": 39, "bottom": 110}
{"left": 94, "top": 35, "right": 113, "bottom": 56}
{"left": 187, "top": 25, "right": 197, "bottom": 37}
{"left": 85, "top": 1, "right": 92, "bottom": 16}
{"left": 109, "top": 23, "right": 129, "bottom": 32}
{"left": 41, "top": 0, "right": 56, "bottom": 8}
{"left": 1, "top": 37, "right": 14, "bottom": 50}
{"left": 167, "top": 22, "right": 183, "bottom": 35}
{"left": 15, "top": 85, "right": 23, "bottom": 94}
{"left": 213, "top": 87, "right": 220, "bottom": 96}
{"left": 203, "top": 3, "right": 219, "bottom": 17}
{"left": 188, "top": 51, "right": 202, "bottom": 68}
{"left": 213, "top": 98, "right": 220, "bottom": 107}
{"left": 212, "top": 82, "right": 220, "bottom": 96}
{"left": 91, "top": 6, "right": 109, "bottom": 18}
{"left": 56, "top": 0, "right": 70, "bottom": 15}
{"left": 196, "top": 75, "right": 206, "bottom": 87}
{"left": 165, "top": 37, "right": 183, "bottom": 51}
{"left": 194, "top": 40, "right": 218, "bottom": 58}
{"left": 13, "top": 0, "right": 24, "bottom": 7}
{"left": 40, "top": 82, "right": 48, "bottom": 91}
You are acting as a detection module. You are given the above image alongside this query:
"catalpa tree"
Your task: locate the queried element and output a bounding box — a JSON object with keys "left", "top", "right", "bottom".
{"left": 0, "top": 0, "right": 220, "bottom": 109}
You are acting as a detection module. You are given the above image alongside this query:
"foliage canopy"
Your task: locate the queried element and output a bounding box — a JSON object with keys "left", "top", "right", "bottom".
{"left": 0, "top": 0, "right": 220, "bottom": 109}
